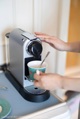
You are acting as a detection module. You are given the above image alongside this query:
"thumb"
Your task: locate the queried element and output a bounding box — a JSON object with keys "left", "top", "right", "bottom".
{"left": 36, "top": 70, "right": 43, "bottom": 75}
{"left": 34, "top": 70, "right": 43, "bottom": 81}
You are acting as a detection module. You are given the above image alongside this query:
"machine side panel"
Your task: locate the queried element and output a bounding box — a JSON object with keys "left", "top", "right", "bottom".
{"left": 9, "top": 37, "right": 24, "bottom": 86}
{"left": 9, "top": 28, "right": 25, "bottom": 45}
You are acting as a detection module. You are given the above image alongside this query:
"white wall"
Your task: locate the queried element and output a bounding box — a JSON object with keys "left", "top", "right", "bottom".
{"left": 0, "top": 0, "right": 70, "bottom": 76}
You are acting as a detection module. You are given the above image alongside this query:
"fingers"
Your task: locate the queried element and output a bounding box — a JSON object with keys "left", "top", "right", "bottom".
{"left": 35, "top": 32, "right": 56, "bottom": 47}
{"left": 34, "top": 74, "right": 41, "bottom": 81}
{"left": 35, "top": 32, "right": 51, "bottom": 39}
{"left": 34, "top": 72, "right": 43, "bottom": 81}
{"left": 42, "top": 38, "right": 55, "bottom": 45}
{"left": 35, "top": 32, "right": 57, "bottom": 41}
{"left": 34, "top": 80, "right": 41, "bottom": 88}
{"left": 37, "top": 35, "right": 51, "bottom": 39}
{"left": 35, "top": 32, "right": 47, "bottom": 35}
{"left": 34, "top": 72, "right": 44, "bottom": 88}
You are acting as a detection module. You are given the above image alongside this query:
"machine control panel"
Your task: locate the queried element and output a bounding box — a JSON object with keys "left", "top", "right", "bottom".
{"left": 22, "top": 32, "right": 37, "bottom": 40}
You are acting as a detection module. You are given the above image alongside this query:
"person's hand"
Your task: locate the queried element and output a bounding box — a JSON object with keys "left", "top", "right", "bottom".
{"left": 35, "top": 32, "right": 69, "bottom": 51}
{"left": 34, "top": 72, "right": 63, "bottom": 91}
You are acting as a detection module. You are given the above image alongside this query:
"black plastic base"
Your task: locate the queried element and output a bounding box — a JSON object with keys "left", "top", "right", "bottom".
{"left": 5, "top": 71, "right": 50, "bottom": 102}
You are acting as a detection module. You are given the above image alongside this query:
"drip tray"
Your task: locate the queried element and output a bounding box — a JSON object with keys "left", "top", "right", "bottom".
{"left": 25, "top": 85, "right": 46, "bottom": 94}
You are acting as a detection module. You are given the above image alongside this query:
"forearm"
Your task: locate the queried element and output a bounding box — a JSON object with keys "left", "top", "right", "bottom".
{"left": 66, "top": 42, "right": 80, "bottom": 52}
{"left": 61, "top": 76, "right": 80, "bottom": 92}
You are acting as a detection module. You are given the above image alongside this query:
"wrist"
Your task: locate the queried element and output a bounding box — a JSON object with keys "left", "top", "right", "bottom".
{"left": 60, "top": 42, "right": 70, "bottom": 51}
{"left": 60, "top": 75, "right": 64, "bottom": 89}
{"left": 65, "top": 42, "right": 75, "bottom": 52}
{"left": 63, "top": 42, "right": 71, "bottom": 51}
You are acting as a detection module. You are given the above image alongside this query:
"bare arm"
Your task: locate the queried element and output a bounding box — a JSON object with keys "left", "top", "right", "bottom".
{"left": 62, "top": 76, "right": 80, "bottom": 92}
{"left": 35, "top": 32, "right": 80, "bottom": 53}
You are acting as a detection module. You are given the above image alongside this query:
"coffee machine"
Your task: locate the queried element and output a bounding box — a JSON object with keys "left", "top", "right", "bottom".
{"left": 6, "top": 28, "right": 50, "bottom": 102}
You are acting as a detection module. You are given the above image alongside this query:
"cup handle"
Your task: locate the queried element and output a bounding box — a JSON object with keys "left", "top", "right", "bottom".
{"left": 36, "top": 70, "right": 40, "bottom": 75}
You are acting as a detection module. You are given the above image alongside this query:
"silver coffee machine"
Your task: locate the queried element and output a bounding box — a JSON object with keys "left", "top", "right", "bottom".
{"left": 6, "top": 28, "right": 50, "bottom": 102}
